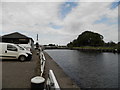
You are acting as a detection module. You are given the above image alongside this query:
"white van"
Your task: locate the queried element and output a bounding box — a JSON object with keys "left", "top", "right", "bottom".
{"left": 18, "top": 44, "right": 32, "bottom": 52}
{"left": 0, "top": 43, "right": 32, "bottom": 61}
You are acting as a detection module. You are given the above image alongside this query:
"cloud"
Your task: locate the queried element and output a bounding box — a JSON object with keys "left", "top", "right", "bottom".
{"left": 48, "top": 22, "right": 63, "bottom": 29}
{"left": 0, "top": 2, "right": 2, "bottom": 35}
{"left": 1, "top": 1, "right": 119, "bottom": 45}
{"left": 59, "top": 2, "right": 78, "bottom": 19}
{"left": 59, "top": 2, "right": 118, "bottom": 43}
{"left": 110, "top": 1, "right": 120, "bottom": 9}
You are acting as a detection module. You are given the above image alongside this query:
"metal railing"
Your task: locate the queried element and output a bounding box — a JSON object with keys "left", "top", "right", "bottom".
{"left": 38, "top": 48, "right": 60, "bottom": 90}
{"left": 39, "top": 51, "right": 46, "bottom": 76}
{"left": 46, "top": 70, "right": 60, "bottom": 90}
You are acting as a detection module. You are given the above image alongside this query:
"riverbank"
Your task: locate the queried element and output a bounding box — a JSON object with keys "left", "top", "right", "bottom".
{"left": 2, "top": 50, "right": 80, "bottom": 89}
{"left": 69, "top": 46, "right": 119, "bottom": 53}
{"left": 45, "top": 46, "right": 69, "bottom": 49}
{"left": 45, "top": 46, "right": 119, "bottom": 53}
{"left": 46, "top": 49, "right": 119, "bottom": 89}
{"left": 44, "top": 51, "right": 80, "bottom": 89}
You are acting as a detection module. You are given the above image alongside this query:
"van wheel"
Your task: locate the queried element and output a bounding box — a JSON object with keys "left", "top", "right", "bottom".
{"left": 19, "top": 55, "right": 26, "bottom": 61}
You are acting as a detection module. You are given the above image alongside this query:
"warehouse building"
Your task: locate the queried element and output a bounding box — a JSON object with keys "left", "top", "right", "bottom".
{"left": 0, "top": 32, "right": 34, "bottom": 48}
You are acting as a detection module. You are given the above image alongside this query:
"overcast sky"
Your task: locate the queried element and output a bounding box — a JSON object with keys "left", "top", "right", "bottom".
{"left": 0, "top": 0, "right": 119, "bottom": 45}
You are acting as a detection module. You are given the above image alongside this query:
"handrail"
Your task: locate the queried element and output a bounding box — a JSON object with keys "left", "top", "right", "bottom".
{"left": 40, "top": 51, "right": 46, "bottom": 76}
{"left": 38, "top": 48, "right": 60, "bottom": 90}
{"left": 46, "top": 70, "right": 60, "bottom": 90}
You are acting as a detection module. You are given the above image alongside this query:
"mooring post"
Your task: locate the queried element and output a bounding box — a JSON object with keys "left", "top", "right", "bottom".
{"left": 31, "top": 76, "right": 45, "bottom": 90}
{"left": 31, "top": 46, "right": 45, "bottom": 90}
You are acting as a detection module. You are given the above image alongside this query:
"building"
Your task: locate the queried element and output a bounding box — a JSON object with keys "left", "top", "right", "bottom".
{"left": 0, "top": 32, "right": 34, "bottom": 48}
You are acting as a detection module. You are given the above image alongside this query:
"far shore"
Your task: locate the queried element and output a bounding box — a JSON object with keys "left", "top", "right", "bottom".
{"left": 70, "top": 46, "right": 119, "bottom": 53}
{"left": 44, "top": 46, "right": 119, "bottom": 53}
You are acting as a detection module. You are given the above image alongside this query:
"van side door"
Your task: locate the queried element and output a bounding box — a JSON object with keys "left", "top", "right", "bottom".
{"left": 6, "top": 44, "right": 18, "bottom": 59}
{"left": 0, "top": 43, "right": 7, "bottom": 59}
{"left": 0, "top": 44, "right": 5, "bottom": 59}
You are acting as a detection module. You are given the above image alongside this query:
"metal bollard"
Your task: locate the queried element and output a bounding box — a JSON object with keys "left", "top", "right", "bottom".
{"left": 31, "top": 76, "right": 45, "bottom": 90}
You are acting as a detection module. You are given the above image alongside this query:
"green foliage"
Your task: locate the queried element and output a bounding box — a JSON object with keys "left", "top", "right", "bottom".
{"left": 117, "top": 42, "right": 120, "bottom": 51}
{"left": 105, "top": 41, "right": 117, "bottom": 47}
{"left": 48, "top": 44, "right": 56, "bottom": 46}
{"left": 73, "top": 46, "right": 115, "bottom": 50}
{"left": 67, "top": 31, "right": 104, "bottom": 47}
{"left": 67, "top": 42, "right": 73, "bottom": 47}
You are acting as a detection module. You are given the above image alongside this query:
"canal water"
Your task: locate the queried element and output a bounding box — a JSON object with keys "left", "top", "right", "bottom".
{"left": 45, "top": 49, "right": 118, "bottom": 88}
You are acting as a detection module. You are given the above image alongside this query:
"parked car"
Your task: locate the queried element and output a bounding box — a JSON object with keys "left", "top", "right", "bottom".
{"left": 0, "top": 43, "right": 32, "bottom": 61}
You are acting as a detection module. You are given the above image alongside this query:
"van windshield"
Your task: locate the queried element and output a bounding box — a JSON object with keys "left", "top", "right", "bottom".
{"left": 17, "top": 45, "right": 25, "bottom": 50}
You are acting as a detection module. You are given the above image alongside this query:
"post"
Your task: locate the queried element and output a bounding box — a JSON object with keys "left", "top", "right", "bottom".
{"left": 31, "top": 76, "right": 45, "bottom": 90}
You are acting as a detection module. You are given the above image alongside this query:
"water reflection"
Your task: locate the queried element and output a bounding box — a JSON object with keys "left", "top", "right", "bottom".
{"left": 45, "top": 49, "right": 118, "bottom": 88}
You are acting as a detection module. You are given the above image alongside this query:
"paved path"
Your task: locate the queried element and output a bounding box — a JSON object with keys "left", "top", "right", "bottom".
{"left": 2, "top": 50, "right": 39, "bottom": 88}
{"left": 2, "top": 50, "right": 80, "bottom": 89}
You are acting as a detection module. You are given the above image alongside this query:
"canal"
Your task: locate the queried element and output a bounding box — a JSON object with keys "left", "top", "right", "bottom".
{"left": 45, "top": 49, "right": 118, "bottom": 88}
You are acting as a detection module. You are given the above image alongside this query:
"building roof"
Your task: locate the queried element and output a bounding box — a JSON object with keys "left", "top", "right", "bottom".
{"left": 1, "top": 32, "right": 34, "bottom": 42}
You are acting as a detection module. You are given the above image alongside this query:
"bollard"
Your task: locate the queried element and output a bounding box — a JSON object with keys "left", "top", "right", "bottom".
{"left": 31, "top": 76, "right": 45, "bottom": 90}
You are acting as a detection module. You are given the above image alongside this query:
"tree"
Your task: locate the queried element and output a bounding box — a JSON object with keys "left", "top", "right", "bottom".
{"left": 67, "top": 42, "right": 73, "bottom": 47}
{"left": 67, "top": 31, "right": 105, "bottom": 47}
{"left": 48, "top": 44, "right": 55, "bottom": 46}
{"left": 117, "top": 42, "right": 120, "bottom": 51}
{"left": 105, "top": 41, "right": 116, "bottom": 47}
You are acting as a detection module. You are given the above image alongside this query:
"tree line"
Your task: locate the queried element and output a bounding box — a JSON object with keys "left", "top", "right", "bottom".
{"left": 67, "top": 31, "right": 119, "bottom": 49}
